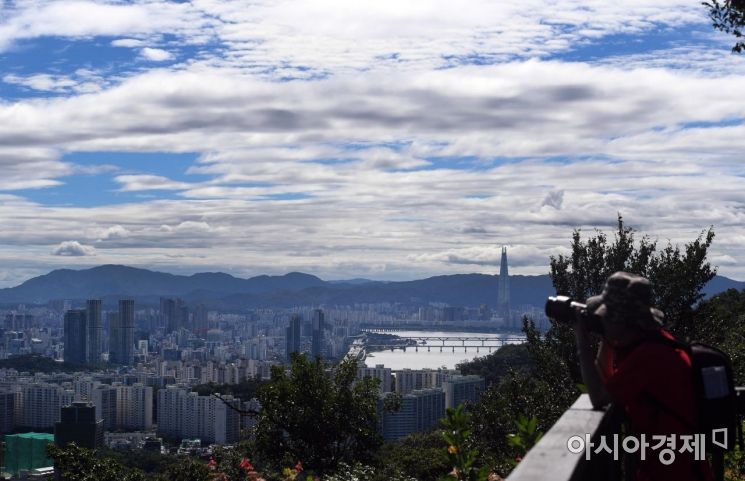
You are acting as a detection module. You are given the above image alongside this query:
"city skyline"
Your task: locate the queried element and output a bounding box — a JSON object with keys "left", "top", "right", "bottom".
{"left": 1, "top": 1, "right": 744, "bottom": 288}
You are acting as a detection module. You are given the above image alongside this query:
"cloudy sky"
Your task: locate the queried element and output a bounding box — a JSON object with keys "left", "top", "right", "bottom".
{"left": 0, "top": 0, "right": 743, "bottom": 287}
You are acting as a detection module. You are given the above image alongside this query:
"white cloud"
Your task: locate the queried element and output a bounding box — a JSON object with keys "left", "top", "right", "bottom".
{"left": 1, "top": 1, "right": 745, "bottom": 286}
{"left": 114, "top": 175, "right": 190, "bottom": 192}
{"left": 140, "top": 47, "right": 173, "bottom": 62}
{"left": 97, "top": 225, "right": 131, "bottom": 241}
{"left": 52, "top": 241, "right": 97, "bottom": 257}
{"left": 3, "top": 73, "right": 77, "bottom": 92}
{"left": 0, "top": 1, "right": 216, "bottom": 52}
{"left": 112, "top": 38, "right": 146, "bottom": 48}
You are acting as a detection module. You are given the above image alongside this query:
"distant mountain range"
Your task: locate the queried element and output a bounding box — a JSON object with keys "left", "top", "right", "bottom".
{"left": 0, "top": 264, "right": 742, "bottom": 310}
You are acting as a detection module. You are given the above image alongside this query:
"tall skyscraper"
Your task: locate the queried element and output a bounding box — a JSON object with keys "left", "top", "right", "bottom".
{"left": 193, "top": 304, "right": 208, "bottom": 333}
{"left": 107, "top": 311, "right": 120, "bottom": 362}
{"left": 311, "top": 309, "right": 324, "bottom": 358}
{"left": 110, "top": 299, "right": 134, "bottom": 365}
{"left": 86, "top": 299, "right": 103, "bottom": 364}
{"left": 161, "top": 297, "right": 186, "bottom": 333}
{"left": 64, "top": 309, "right": 87, "bottom": 365}
{"left": 285, "top": 314, "right": 302, "bottom": 360}
{"left": 159, "top": 297, "right": 171, "bottom": 330}
{"left": 179, "top": 303, "right": 190, "bottom": 331}
{"left": 497, "top": 246, "right": 511, "bottom": 326}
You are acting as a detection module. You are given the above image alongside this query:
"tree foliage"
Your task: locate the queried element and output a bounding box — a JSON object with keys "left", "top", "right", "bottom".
{"left": 692, "top": 288, "right": 745, "bottom": 385}
{"left": 255, "top": 353, "right": 382, "bottom": 472}
{"left": 441, "top": 404, "right": 491, "bottom": 481}
{"left": 154, "top": 458, "right": 210, "bottom": 481}
{"left": 192, "top": 378, "right": 264, "bottom": 401}
{"left": 463, "top": 216, "right": 719, "bottom": 477}
{"left": 705, "top": 0, "right": 745, "bottom": 52}
{"left": 456, "top": 343, "right": 533, "bottom": 387}
{"left": 549, "top": 214, "right": 715, "bottom": 350}
{"left": 0, "top": 354, "right": 87, "bottom": 373}
{"left": 374, "top": 431, "right": 451, "bottom": 481}
{"left": 47, "top": 444, "right": 146, "bottom": 481}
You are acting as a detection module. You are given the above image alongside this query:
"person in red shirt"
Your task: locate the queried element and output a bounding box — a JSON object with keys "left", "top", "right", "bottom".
{"left": 574, "top": 271, "right": 713, "bottom": 481}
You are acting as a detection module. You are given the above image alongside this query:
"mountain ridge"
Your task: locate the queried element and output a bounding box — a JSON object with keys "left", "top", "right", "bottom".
{"left": 0, "top": 264, "right": 742, "bottom": 310}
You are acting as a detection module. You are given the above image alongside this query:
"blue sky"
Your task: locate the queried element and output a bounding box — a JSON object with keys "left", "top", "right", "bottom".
{"left": 0, "top": 0, "right": 744, "bottom": 287}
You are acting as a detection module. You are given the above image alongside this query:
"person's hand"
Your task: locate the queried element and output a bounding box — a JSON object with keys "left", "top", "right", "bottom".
{"left": 573, "top": 304, "right": 591, "bottom": 334}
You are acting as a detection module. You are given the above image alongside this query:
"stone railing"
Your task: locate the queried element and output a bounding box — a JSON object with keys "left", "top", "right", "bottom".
{"left": 508, "top": 390, "right": 745, "bottom": 481}
{"left": 506, "top": 394, "right": 627, "bottom": 481}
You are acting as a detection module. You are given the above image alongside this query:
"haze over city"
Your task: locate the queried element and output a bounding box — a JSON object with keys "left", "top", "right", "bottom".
{"left": 0, "top": 1, "right": 744, "bottom": 288}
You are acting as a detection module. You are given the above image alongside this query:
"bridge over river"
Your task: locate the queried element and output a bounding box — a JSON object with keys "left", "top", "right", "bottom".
{"left": 360, "top": 329, "right": 525, "bottom": 353}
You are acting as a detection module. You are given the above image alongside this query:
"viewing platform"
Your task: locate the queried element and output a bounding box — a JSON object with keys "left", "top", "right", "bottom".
{"left": 508, "top": 391, "right": 745, "bottom": 481}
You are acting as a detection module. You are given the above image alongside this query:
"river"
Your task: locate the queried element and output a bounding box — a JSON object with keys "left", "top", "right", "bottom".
{"left": 362, "top": 330, "right": 524, "bottom": 370}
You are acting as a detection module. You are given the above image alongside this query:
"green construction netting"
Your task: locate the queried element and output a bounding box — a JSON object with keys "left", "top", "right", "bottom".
{"left": 3, "top": 432, "right": 54, "bottom": 475}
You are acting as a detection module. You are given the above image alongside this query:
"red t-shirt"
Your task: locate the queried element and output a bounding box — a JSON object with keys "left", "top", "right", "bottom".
{"left": 604, "top": 329, "right": 713, "bottom": 481}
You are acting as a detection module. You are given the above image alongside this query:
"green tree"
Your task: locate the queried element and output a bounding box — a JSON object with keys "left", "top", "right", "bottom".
{"left": 692, "top": 288, "right": 745, "bottom": 385}
{"left": 154, "top": 458, "right": 210, "bottom": 481}
{"left": 705, "top": 0, "right": 745, "bottom": 52}
{"left": 440, "top": 403, "right": 491, "bottom": 481}
{"left": 255, "top": 353, "right": 382, "bottom": 473}
{"left": 47, "top": 444, "right": 146, "bottom": 481}
{"left": 456, "top": 343, "right": 533, "bottom": 387}
{"left": 466, "top": 216, "right": 718, "bottom": 477}
{"left": 547, "top": 214, "right": 716, "bottom": 383}
{"left": 375, "top": 431, "right": 451, "bottom": 481}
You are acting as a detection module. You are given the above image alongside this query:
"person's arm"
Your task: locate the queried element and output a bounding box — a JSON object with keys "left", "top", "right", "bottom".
{"left": 574, "top": 312, "right": 611, "bottom": 409}
{"left": 595, "top": 340, "right": 613, "bottom": 382}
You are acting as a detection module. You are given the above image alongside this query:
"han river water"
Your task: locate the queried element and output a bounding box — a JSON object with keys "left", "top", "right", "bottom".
{"left": 361, "top": 330, "right": 525, "bottom": 370}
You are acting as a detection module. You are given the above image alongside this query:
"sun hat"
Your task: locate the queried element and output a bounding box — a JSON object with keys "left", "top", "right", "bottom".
{"left": 586, "top": 271, "right": 664, "bottom": 330}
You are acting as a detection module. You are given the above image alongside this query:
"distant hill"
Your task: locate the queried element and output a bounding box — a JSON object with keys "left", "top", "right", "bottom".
{"left": 0, "top": 265, "right": 324, "bottom": 306}
{"left": 0, "top": 264, "right": 741, "bottom": 310}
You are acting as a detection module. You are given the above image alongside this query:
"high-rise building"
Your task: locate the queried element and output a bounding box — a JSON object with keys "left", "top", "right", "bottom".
{"left": 3, "top": 313, "right": 35, "bottom": 330}
{"left": 180, "top": 303, "right": 190, "bottom": 331}
{"left": 497, "top": 246, "right": 511, "bottom": 326}
{"left": 394, "top": 368, "right": 452, "bottom": 394}
{"left": 108, "top": 311, "right": 120, "bottom": 362}
{"left": 110, "top": 299, "right": 134, "bottom": 365}
{"left": 156, "top": 386, "right": 240, "bottom": 444}
{"left": 91, "top": 384, "right": 118, "bottom": 430}
{"left": 380, "top": 388, "right": 445, "bottom": 441}
{"left": 311, "top": 309, "right": 324, "bottom": 358}
{"left": 19, "top": 384, "right": 75, "bottom": 429}
{"left": 442, "top": 375, "right": 485, "bottom": 409}
{"left": 159, "top": 297, "right": 171, "bottom": 330}
{"left": 357, "top": 364, "right": 392, "bottom": 393}
{"left": 64, "top": 309, "right": 87, "bottom": 365}
{"left": 116, "top": 383, "right": 153, "bottom": 430}
{"left": 0, "top": 390, "right": 15, "bottom": 433}
{"left": 155, "top": 385, "right": 185, "bottom": 439}
{"left": 161, "top": 298, "right": 186, "bottom": 333}
{"left": 193, "top": 304, "right": 208, "bottom": 333}
{"left": 86, "top": 299, "right": 103, "bottom": 364}
{"left": 285, "top": 314, "right": 302, "bottom": 360}
{"left": 54, "top": 401, "right": 103, "bottom": 449}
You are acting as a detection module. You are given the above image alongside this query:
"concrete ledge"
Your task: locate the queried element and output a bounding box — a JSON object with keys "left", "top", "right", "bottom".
{"left": 507, "top": 395, "right": 613, "bottom": 481}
